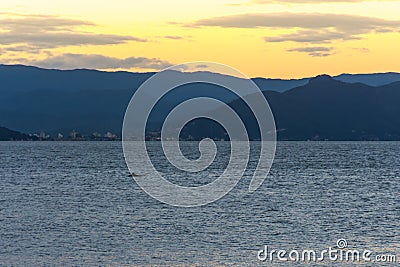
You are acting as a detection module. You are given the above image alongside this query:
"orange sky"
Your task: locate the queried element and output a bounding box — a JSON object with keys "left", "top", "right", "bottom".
{"left": 0, "top": 0, "right": 400, "bottom": 78}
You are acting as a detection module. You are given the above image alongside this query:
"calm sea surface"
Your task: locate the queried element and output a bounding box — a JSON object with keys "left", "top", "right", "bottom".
{"left": 0, "top": 141, "right": 399, "bottom": 266}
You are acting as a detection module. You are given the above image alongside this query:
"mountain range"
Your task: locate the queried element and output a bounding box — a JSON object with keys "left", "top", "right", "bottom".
{"left": 1, "top": 64, "right": 400, "bottom": 140}
{"left": 184, "top": 75, "right": 400, "bottom": 141}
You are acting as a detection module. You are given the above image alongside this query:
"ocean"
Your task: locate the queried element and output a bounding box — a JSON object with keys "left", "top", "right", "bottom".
{"left": 1, "top": 141, "right": 399, "bottom": 266}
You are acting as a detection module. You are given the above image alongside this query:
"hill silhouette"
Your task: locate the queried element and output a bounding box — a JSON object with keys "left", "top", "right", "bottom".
{"left": 0, "top": 64, "right": 309, "bottom": 134}
{"left": 1, "top": 64, "right": 400, "bottom": 140}
{"left": 0, "top": 126, "right": 35, "bottom": 141}
{"left": 186, "top": 75, "right": 400, "bottom": 141}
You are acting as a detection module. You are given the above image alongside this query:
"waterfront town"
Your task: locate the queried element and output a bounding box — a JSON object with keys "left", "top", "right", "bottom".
{"left": 30, "top": 130, "right": 120, "bottom": 141}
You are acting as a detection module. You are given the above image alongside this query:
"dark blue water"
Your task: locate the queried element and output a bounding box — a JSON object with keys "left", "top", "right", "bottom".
{"left": 1, "top": 142, "right": 399, "bottom": 266}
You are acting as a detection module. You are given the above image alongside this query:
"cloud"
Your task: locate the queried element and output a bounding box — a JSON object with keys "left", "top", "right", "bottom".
{"left": 352, "top": 47, "right": 370, "bottom": 53}
{"left": 187, "top": 12, "right": 400, "bottom": 43}
{"left": 0, "top": 44, "right": 47, "bottom": 54}
{"left": 287, "top": 46, "right": 331, "bottom": 52}
{"left": 287, "top": 46, "right": 333, "bottom": 56}
{"left": 0, "top": 13, "right": 146, "bottom": 52}
{"left": 264, "top": 29, "right": 362, "bottom": 43}
{"left": 10, "top": 53, "right": 172, "bottom": 70}
{"left": 0, "top": 14, "right": 169, "bottom": 71}
{"left": 189, "top": 13, "right": 400, "bottom": 30}
{"left": 308, "top": 52, "right": 331, "bottom": 57}
{"left": 0, "top": 32, "right": 145, "bottom": 47}
{"left": 163, "top": 35, "right": 185, "bottom": 40}
{"left": 195, "top": 64, "right": 210, "bottom": 69}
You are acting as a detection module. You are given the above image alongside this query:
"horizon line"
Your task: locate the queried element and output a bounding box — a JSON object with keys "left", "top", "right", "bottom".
{"left": 1, "top": 63, "right": 399, "bottom": 81}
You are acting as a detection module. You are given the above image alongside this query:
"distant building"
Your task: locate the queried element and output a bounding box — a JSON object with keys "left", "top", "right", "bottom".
{"left": 92, "top": 132, "right": 102, "bottom": 138}
{"left": 104, "top": 132, "right": 118, "bottom": 139}
{"left": 70, "top": 130, "right": 78, "bottom": 139}
{"left": 39, "top": 131, "right": 50, "bottom": 140}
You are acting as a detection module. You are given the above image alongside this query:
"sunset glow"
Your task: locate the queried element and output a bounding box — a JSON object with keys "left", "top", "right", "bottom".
{"left": 1, "top": 0, "right": 400, "bottom": 78}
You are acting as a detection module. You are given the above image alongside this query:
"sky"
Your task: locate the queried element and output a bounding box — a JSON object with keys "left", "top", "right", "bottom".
{"left": 0, "top": 0, "right": 400, "bottom": 78}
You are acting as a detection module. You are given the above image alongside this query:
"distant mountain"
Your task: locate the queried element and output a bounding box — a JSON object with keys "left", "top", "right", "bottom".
{"left": 0, "top": 126, "right": 34, "bottom": 141}
{"left": 0, "top": 64, "right": 309, "bottom": 135}
{"left": 272, "top": 75, "right": 400, "bottom": 140}
{"left": 1, "top": 64, "right": 399, "bottom": 95}
{"left": 0, "top": 66, "right": 250, "bottom": 134}
{"left": 186, "top": 75, "right": 400, "bottom": 141}
{"left": 253, "top": 72, "right": 400, "bottom": 91}
{"left": 0, "top": 64, "right": 308, "bottom": 95}
{"left": 252, "top": 77, "right": 309, "bottom": 92}
{"left": 0, "top": 64, "right": 154, "bottom": 98}
{"left": 1, "top": 64, "right": 400, "bottom": 140}
{"left": 335, "top": 72, "right": 400, "bottom": 87}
